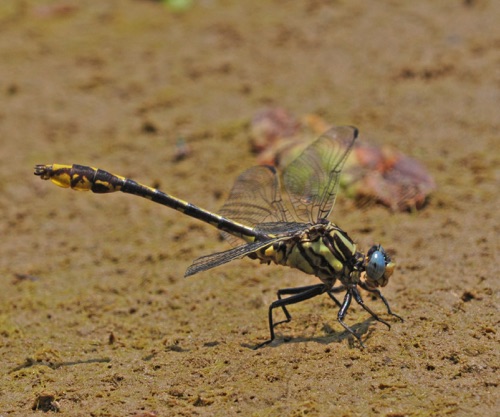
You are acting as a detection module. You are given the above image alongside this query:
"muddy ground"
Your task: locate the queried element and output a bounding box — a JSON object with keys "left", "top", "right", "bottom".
{"left": 0, "top": 1, "right": 498, "bottom": 416}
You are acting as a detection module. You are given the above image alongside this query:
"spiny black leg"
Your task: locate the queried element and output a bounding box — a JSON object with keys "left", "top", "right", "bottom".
{"left": 359, "top": 282, "right": 404, "bottom": 322}
{"left": 330, "top": 285, "right": 347, "bottom": 293}
{"left": 337, "top": 291, "right": 365, "bottom": 348}
{"left": 327, "top": 292, "right": 342, "bottom": 308}
{"left": 276, "top": 284, "right": 324, "bottom": 325}
{"left": 327, "top": 285, "right": 346, "bottom": 308}
{"left": 254, "top": 284, "right": 326, "bottom": 349}
{"left": 352, "top": 288, "right": 391, "bottom": 329}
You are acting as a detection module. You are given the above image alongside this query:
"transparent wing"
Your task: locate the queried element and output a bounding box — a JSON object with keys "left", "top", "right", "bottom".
{"left": 184, "top": 239, "right": 276, "bottom": 277}
{"left": 254, "top": 221, "right": 309, "bottom": 236}
{"left": 283, "top": 126, "right": 358, "bottom": 223}
{"left": 219, "top": 165, "right": 291, "bottom": 244}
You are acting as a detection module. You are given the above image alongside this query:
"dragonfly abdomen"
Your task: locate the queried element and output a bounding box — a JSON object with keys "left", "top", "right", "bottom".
{"left": 34, "top": 164, "right": 264, "bottom": 242}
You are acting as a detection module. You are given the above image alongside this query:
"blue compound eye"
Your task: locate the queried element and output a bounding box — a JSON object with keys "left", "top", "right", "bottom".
{"left": 367, "top": 250, "right": 386, "bottom": 281}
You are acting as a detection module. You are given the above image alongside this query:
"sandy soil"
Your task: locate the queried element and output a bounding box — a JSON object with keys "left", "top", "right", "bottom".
{"left": 0, "top": 1, "right": 498, "bottom": 416}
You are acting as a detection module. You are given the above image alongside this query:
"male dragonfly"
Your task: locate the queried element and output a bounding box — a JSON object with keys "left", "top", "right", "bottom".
{"left": 34, "top": 126, "right": 402, "bottom": 348}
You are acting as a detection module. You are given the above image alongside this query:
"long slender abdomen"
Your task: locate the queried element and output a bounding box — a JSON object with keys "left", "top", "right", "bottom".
{"left": 34, "top": 164, "right": 264, "bottom": 242}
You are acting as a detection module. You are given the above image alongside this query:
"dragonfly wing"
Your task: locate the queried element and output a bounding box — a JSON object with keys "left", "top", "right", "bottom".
{"left": 219, "top": 165, "right": 291, "bottom": 244}
{"left": 184, "top": 239, "right": 276, "bottom": 277}
{"left": 255, "top": 221, "right": 309, "bottom": 236}
{"left": 283, "top": 126, "right": 358, "bottom": 222}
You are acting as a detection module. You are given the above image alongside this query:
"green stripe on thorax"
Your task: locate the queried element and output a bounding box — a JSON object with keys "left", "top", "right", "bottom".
{"left": 253, "top": 222, "right": 357, "bottom": 285}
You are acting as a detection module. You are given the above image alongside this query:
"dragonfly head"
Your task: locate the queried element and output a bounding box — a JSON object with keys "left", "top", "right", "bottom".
{"left": 364, "top": 245, "right": 395, "bottom": 288}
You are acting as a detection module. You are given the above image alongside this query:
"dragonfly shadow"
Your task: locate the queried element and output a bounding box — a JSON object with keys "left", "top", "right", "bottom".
{"left": 9, "top": 357, "right": 111, "bottom": 373}
{"left": 242, "top": 316, "right": 380, "bottom": 350}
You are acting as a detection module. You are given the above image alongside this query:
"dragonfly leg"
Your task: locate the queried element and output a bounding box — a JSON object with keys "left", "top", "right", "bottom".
{"left": 254, "top": 284, "right": 326, "bottom": 349}
{"left": 337, "top": 291, "right": 365, "bottom": 348}
{"left": 327, "top": 284, "right": 346, "bottom": 308}
{"left": 276, "top": 284, "right": 326, "bottom": 325}
{"left": 351, "top": 288, "right": 391, "bottom": 329}
{"left": 359, "top": 282, "right": 404, "bottom": 322}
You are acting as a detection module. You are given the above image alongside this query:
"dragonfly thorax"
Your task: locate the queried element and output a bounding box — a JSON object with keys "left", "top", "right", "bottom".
{"left": 253, "top": 222, "right": 359, "bottom": 287}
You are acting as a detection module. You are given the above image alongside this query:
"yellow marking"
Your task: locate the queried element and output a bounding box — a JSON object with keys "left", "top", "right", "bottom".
{"left": 49, "top": 172, "right": 72, "bottom": 189}
{"left": 311, "top": 239, "right": 344, "bottom": 272}
{"left": 242, "top": 235, "right": 256, "bottom": 243}
{"left": 52, "top": 164, "right": 72, "bottom": 171}
{"left": 385, "top": 261, "right": 395, "bottom": 278}
{"left": 94, "top": 179, "right": 121, "bottom": 192}
{"left": 72, "top": 174, "right": 93, "bottom": 191}
{"left": 286, "top": 243, "right": 315, "bottom": 275}
{"left": 264, "top": 246, "right": 274, "bottom": 257}
{"left": 263, "top": 245, "right": 284, "bottom": 264}
{"left": 113, "top": 173, "right": 127, "bottom": 181}
{"left": 332, "top": 232, "right": 356, "bottom": 263}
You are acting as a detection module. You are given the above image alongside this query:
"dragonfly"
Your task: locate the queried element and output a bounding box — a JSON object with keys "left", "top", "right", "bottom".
{"left": 34, "top": 125, "right": 402, "bottom": 348}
